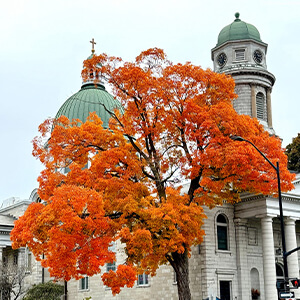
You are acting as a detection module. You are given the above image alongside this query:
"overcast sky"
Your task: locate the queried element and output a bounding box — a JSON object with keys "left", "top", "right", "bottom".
{"left": 0, "top": 0, "right": 299, "bottom": 202}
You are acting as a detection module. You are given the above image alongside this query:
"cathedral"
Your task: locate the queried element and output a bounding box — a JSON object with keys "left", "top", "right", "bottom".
{"left": 1, "top": 13, "right": 300, "bottom": 300}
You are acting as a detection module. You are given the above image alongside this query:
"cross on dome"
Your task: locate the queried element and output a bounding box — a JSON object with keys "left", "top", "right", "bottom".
{"left": 90, "top": 38, "right": 96, "bottom": 53}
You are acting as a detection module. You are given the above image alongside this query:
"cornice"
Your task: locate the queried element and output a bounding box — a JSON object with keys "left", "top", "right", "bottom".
{"left": 281, "top": 193, "right": 300, "bottom": 202}
{"left": 239, "top": 193, "right": 265, "bottom": 202}
{"left": 238, "top": 192, "right": 300, "bottom": 203}
{"left": 222, "top": 68, "right": 275, "bottom": 86}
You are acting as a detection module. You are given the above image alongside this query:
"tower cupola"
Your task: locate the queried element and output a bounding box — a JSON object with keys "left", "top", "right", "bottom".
{"left": 216, "top": 12, "right": 263, "bottom": 47}
{"left": 211, "top": 13, "right": 275, "bottom": 134}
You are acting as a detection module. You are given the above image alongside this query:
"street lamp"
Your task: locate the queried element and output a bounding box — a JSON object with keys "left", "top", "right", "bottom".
{"left": 230, "top": 135, "right": 289, "bottom": 285}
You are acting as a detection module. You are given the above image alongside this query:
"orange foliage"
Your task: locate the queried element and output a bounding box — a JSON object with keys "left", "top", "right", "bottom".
{"left": 11, "top": 48, "right": 294, "bottom": 294}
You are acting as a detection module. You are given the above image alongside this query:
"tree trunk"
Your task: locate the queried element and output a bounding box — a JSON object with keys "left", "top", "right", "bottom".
{"left": 168, "top": 249, "right": 191, "bottom": 300}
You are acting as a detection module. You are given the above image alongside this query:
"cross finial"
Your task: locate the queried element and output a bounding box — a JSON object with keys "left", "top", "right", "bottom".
{"left": 90, "top": 38, "right": 96, "bottom": 53}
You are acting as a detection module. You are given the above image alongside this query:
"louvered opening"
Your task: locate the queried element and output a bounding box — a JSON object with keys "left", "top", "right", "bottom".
{"left": 256, "top": 92, "right": 265, "bottom": 120}
{"left": 235, "top": 49, "right": 245, "bottom": 61}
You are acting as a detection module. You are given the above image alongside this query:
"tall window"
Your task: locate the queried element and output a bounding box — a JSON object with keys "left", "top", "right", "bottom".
{"left": 137, "top": 273, "right": 149, "bottom": 286}
{"left": 217, "top": 214, "right": 228, "bottom": 250}
{"left": 79, "top": 276, "right": 89, "bottom": 290}
{"left": 256, "top": 92, "right": 265, "bottom": 120}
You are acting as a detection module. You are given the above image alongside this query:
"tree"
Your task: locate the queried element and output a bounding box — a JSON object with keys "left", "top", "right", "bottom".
{"left": 0, "top": 263, "right": 26, "bottom": 300}
{"left": 23, "top": 282, "right": 64, "bottom": 300}
{"left": 285, "top": 133, "right": 300, "bottom": 172}
{"left": 11, "top": 48, "right": 294, "bottom": 300}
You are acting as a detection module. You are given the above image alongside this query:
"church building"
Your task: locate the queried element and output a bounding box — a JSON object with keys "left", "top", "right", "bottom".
{"left": 1, "top": 13, "right": 300, "bottom": 300}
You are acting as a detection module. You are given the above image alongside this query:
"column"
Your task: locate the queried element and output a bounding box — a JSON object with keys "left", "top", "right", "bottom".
{"left": 285, "top": 218, "right": 298, "bottom": 277}
{"left": 266, "top": 88, "right": 273, "bottom": 128}
{"left": 251, "top": 84, "right": 257, "bottom": 118}
{"left": 234, "top": 218, "right": 250, "bottom": 299}
{"left": 284, "top": 217, "right": 300, "bottom": 298}
{"left": 261, "top": 216, "right": 278, "bottom": 299}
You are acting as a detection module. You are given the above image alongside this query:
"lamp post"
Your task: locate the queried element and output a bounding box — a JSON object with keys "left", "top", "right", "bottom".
{"left": 230, "top": 135, "right": 289, "bottom": 287}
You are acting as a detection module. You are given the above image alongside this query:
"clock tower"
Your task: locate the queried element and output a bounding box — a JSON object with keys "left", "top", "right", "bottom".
{"left": 211, "top": 13, "right": 275, "bottom": 134}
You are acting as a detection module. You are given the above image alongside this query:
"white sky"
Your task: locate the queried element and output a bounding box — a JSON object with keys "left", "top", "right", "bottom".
{"left": 1, "top": 0, "right": 299, "bottom": 202}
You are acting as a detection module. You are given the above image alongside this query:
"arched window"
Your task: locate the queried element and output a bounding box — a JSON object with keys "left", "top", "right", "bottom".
{"left": 256, "top": 92, "right": 265, "bottom": 120}
{"left": 217, "top": 214, "right": 228, "bottom": 250}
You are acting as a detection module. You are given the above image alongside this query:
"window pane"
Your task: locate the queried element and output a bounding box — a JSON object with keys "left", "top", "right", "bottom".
{"left": 80, "top": 278, "right": 85, "bottom": 290}
{"left": 217, "top": 226, "right": 228, "bottom": 250}
{"left": 144, "top": 274, "right": 148, "bottom": 285}
{"left": 106, "top": 262, "right": 116, "bottom": 272}
{"left": 80, "top": 277, "right": 89, "bottom": 290}
{"left": 138, "top": 274, "right": 149, "bottom": 286}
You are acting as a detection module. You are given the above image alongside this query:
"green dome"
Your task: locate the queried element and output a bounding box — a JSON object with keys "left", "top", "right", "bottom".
{"left": 216, "top": 13, "right": 262, "bottom": 47}
{"left": 55, "top": 82, "right": 123, "bottom": 128}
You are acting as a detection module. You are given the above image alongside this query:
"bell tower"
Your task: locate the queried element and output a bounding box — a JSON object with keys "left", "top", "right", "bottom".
{"left": 211, "top": 13, "right": 275, "bottom": 134}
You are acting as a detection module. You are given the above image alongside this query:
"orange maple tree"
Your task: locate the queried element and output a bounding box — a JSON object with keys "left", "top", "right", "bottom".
{"left": 11, "top": 48, "right": 294, "bottom": 300}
